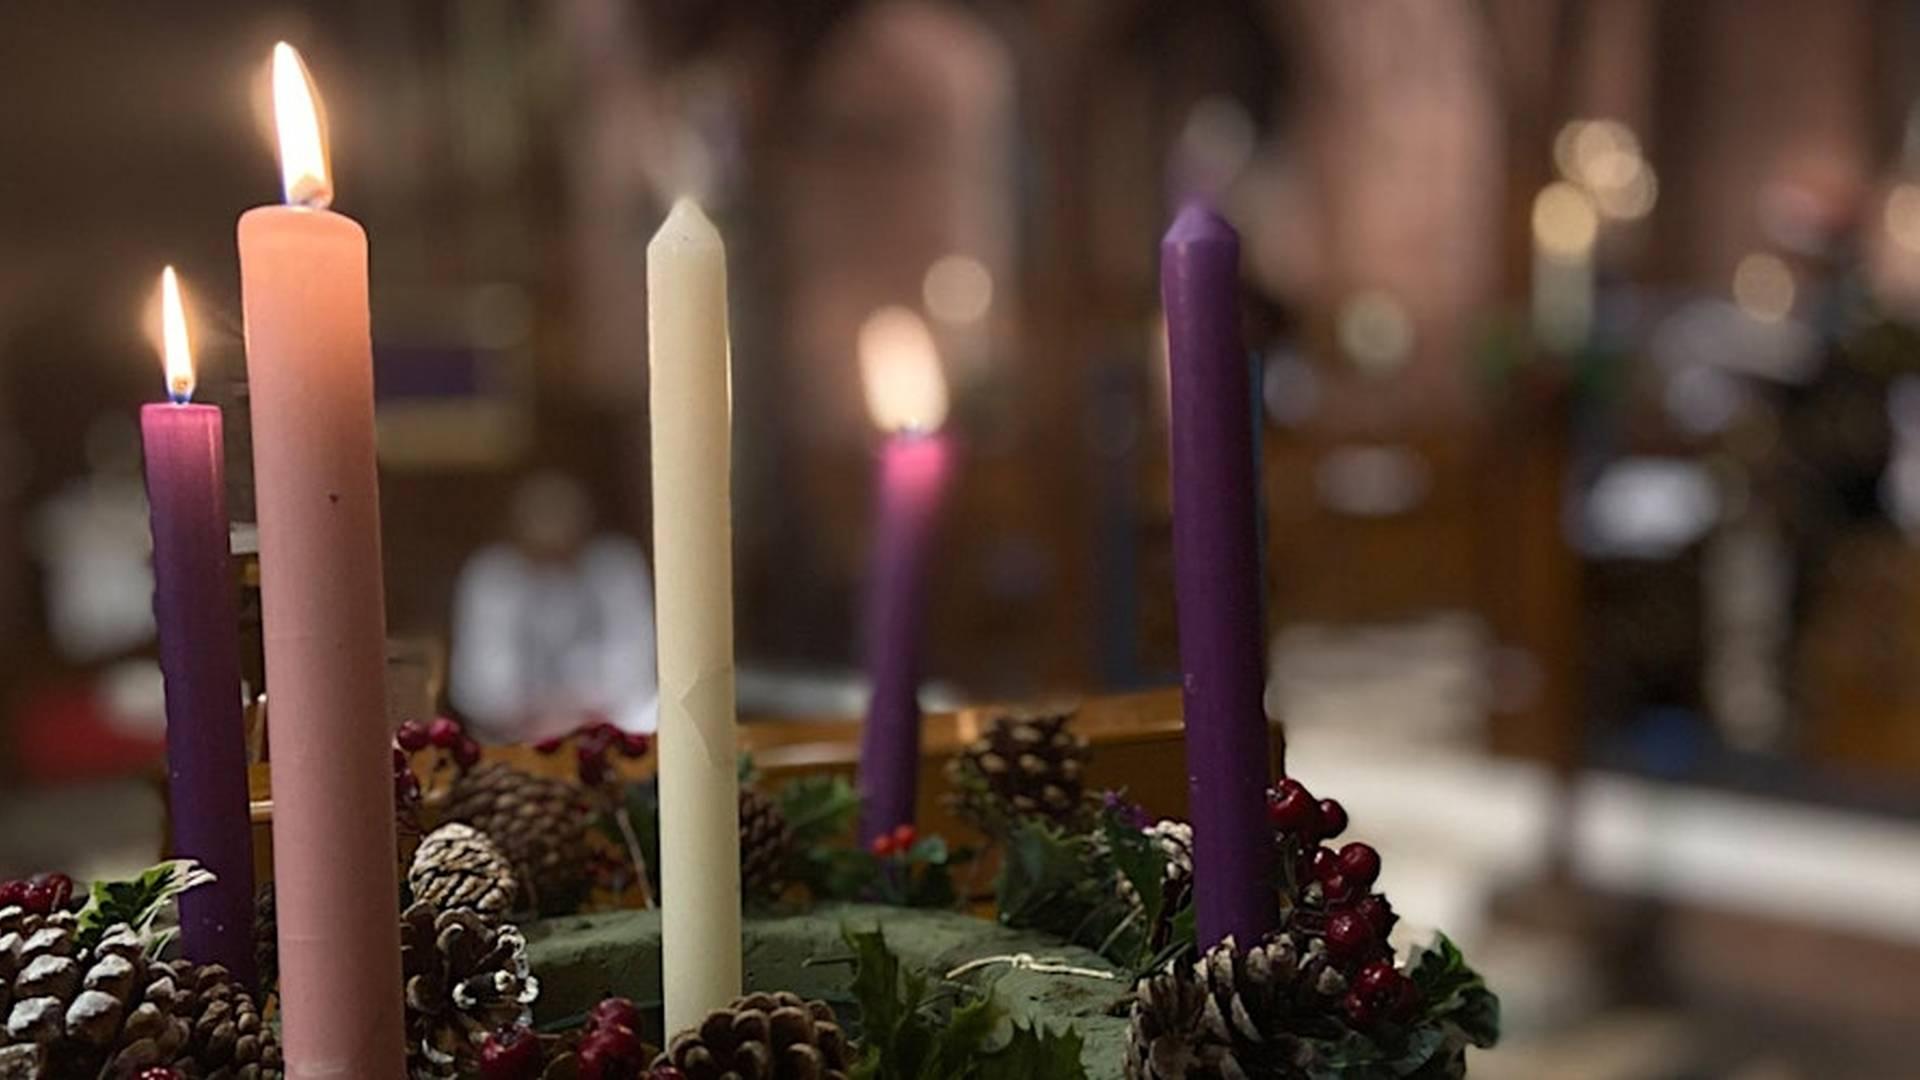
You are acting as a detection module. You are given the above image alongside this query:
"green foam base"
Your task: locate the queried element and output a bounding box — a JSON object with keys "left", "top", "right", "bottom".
{"left": 524, "top": 904, "right": 1130, "bottom": 1078}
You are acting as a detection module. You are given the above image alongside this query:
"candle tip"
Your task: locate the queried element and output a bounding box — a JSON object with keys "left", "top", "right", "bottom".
{"left": 651, "top": 197, "right": 722, "bottom": 253}
{"left": 158, "top": 266, "right": 196, "bottom": 403}
{"left": 271, "top": 42, "right": 333, "bottom": 209}
{"left": 1164, "top": 201, "right": 1238, "bottom": 250}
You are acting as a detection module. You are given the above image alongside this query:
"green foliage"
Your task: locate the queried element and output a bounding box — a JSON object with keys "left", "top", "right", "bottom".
{"left": 1293, "top": 933, "right": 1498, "bottom": 1080}
{"left": 776, "top": 774, "right": 862, "bottom": 851}
{"left": 77, "top": 859, "right": 216, "bottom": 954}
{"left": 843, "top": 926, "right": 1088, "bottom": 1080}
{"left": 994, "top": 805, "right": 1177, "bottom": 970}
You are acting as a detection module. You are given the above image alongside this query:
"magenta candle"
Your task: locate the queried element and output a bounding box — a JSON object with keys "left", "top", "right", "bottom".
{"left": 1161, "top": 203, "right": 1275, "bottom": 947}
{"left": 856, "top": 432, "right": 953, "bottom": 844}
{"left": 853, "top": 307, "right": 954, "bottom": 845}
{"left": 140, "top": 268, "right": 257, "bottom": 986}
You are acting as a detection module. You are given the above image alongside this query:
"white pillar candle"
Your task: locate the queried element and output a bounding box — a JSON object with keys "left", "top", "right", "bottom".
{"left": 647, "top": 197, "right": 743, "bottom": 1034}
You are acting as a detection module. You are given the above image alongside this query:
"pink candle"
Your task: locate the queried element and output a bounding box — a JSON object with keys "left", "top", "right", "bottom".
{"left": 140, "top": 268, "right": 257, "bottom": 986}
{"left": 852, "top": 308, "right": 953, "bottom": 844}
{"left": 237, "top": 44, "right": 404, "bottom": 1077}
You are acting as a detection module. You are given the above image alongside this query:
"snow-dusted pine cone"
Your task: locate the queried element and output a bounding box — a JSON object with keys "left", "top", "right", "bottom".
{"left": 399, "top": 900, "right": 539, "bottom": 1078}
{"left": 739, "top": 788, "right": 794, "bottom": 901}
{"left": 0, "top": 907, "right": 281, "bottom": 1080}
{"left": 1127, "top": 934, "right": 1321, "bottom": 1080}
{"left": 442, "top": 763, "right": 597, "bottom": 916}
{"left": 944, "top": 709, "right": 1090, "bottom": 831}
{"left": 408, "top": 824, "right": 518, "bottom": 925}
{"left": 655, "top": 991, "right": 852, "bottom": 1080}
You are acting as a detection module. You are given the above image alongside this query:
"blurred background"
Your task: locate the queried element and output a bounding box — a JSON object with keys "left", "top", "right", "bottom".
{"left": 7, "top": 0, "right": 1920, "bottom": 1074}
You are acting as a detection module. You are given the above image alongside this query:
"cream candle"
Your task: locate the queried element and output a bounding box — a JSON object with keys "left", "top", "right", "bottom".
{"left": 648, "top": 197, "right": 743, "bottom": 1034}
{"left": 237, "top": 44, "right": 405, "bottom": 1077}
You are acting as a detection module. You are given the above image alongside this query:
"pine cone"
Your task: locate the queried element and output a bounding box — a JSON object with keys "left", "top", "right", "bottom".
{"left": 252, "top": 885, "right": 277, "bottom": 996}
{"left": 409, "top": 824, "right": 518, "bottom": 925}
{"left": 944, "top": 709, "right": 1090, "bottom": 831}
{"left": 739, "top": 789, "right": 794, "bottom": 901}
{"left": 400, "top": 900, "right": 538, "bottom": 1077}
{"left": 655, "top": 991, "right": 852, "bottom": 1080}
{"left": 0, "top": 906, "right": 283, "bottom": 1080}
{"left": 1127, "top": 935, "right": 1322, "bottom": 1080}
{"left": 443, "top": 764, "right": 597, "bottom": 916}
{"left": 151, "top": 960, "right": 283, "bottom": 1079}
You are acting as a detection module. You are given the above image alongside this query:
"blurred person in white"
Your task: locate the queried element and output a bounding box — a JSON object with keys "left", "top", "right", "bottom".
{"left": 451, "top": 470, "right": 658, "bottom": 742}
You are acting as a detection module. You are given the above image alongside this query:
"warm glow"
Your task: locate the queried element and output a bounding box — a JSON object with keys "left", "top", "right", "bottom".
{"left": 859, "top": 307, "right": 949, "bottom": 433}
{"left": 271, "top": 43, "right": 332, "bottom": 208}
{"left": 1733, "top": 253, "right": 1795, "bottom": 322}
{"left": 1533, "top": 182, "right": 1599, "bottom": 259}
{"left": 1887, "top": 183, "right": 1920, "bottom": 252}
{"left": 922, "top": 255, "right": 994, "bottom": 324}
{"left": 159, "top": 266, "right": 195, "bottom": 404}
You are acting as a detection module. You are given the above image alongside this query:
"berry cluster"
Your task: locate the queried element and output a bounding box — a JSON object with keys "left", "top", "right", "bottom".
{"left": 1266, "top": 778, "right": 1418, "bottom": 1028}
{"left": 867, "top": 823, "right": 919, "bottom": 858}
{"left": 392, "top": 742, "right": 424, "bottom": 809}
{"left": 534, "top": 720, "right": 651, "bottom": 786}
{"left": 398, "top": 714, "right": 483, "bottom": 770}
{"left": 0, "top": 871, "right": 73, "bottom": 915}
{"left": 578, "top": 998, "right": 657, "bottom": 1080}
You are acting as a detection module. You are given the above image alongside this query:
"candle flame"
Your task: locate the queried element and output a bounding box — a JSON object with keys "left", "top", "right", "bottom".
{"left": 159, "top": 266, "right": 195, "bottom": 404}
{"left": 859, "top": 307, "right": 948, "bottom": 434}
{"left": 271, "top": 43, "right": 332, "bottom": 208}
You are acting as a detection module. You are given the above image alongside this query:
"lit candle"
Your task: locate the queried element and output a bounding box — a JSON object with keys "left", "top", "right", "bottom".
{"left": 237, "top": 44, "right": 405, "bottom": 1076}
{"left": 1161, "top": 202, "right": 1275, "bottom": 948}
{"left": 140, "top": 267, "right": 257, "bottom": 987}
{"left": 648, "top": 197, "right": 743, "bottom": 1034}
{"left": 1531, "top": 181, "right": 1598, "bottom": 353}
{"left": 853, "top": 307, "right": 953, "bottom": 846}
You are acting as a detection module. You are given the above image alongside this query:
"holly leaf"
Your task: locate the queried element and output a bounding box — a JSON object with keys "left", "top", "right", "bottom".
{"left": 981, "top": 1020, "right": 1088, "bottom": 1080}
{"left": 777, "top": 774, "right": 863, "bottom": 850}
{"left": 997, "top": 819, "right": 1140, "bottom": 963}
{"left": 1100, "top": 812, "right": 1167, "bottom": 959}
{"left": 1407, "top": 933, "right": 1499, "bottom": 1048}
{"left": 77, "top": 859, "right": 215, "bottom": 953}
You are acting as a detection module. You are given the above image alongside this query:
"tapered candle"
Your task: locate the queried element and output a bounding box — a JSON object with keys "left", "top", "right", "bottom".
{"left": 1161, "top": 202, "right": 1275, "bottom": 948}
{"left": 854, "top": 307, "right": 953, "bottom": 845}
{"left": 648, "top": 197, "right": 743, "bottom": 1034}
{"left": 238, "top": 44, "right": 405, "bottom": 1077}
{"left": 140, "top": 267, "right": 257, "bottom": 987}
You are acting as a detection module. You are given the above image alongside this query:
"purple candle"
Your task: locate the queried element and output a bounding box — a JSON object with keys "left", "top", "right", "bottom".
{"left": 140, "top": 268, "right": 258, "bottom": 986}
{"left": 853, "top": 308, "right": 954, "bottom": 845}
{"left": 1161, "top": 204, "right": 1275, "bottom": 947}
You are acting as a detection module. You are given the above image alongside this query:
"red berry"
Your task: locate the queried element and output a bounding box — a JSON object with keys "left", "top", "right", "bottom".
{"left": 1316, "top": 798, "right": 1348, "bottom": 839}
{"left": 534, "top": 735, "right": 566, "bottom": 754}
{"left": 1276, "top": 777, "right": 1309, "bottom": 799}
{"left": 619, "top": 732, "right": 651, "bottom": 758}
{"left": 579, "top": 1024, "right": 646, "bottom": 1080}
{"left": 1354, "top": 960, "right": 1397, "bottom": 997}
{"left": 1336, "top": 843, "right": 1381, "bottom": 888}
{"left": 396, "top": 721, "right": 431, "bottom": 752}
{"left": 35, "top": 873, "right": 73, "bottom": 912}
{"left": 1324, "top": 910, "right": 1374, "bottom": 959}
{"left": 869, "top": 834, "right": 896, "bottom": 857}
{"left": 479, "top": 1024, "right": 543, "bottom": 1079}
{"left": 1390, "top": 974, "right": 1422, "bottom": 1020}
{"left": 1341, "top": 988, "right": 1376, "bottom": 1026}
{"left": 453, "top": 737, "right": 484, "bottom": 769}
{"left": 1353, "top": 895, "right": 1397, "bottom": 937}
{"left": 1309, "top": 847, "right": 1340, "bottom": 882}
{"left": 1266, "top": 788, "right": 1319, "bottom": 834}
{"left": 891, "top": 824, "right": 918, "bottom": 852}
{"left": 579, "top": 723, "right": 618, "bottom": 755}
{"left": 22, "top": 881, "right": 57, "bottom": 916}
{"left": 589, "top": 997, "right": 643, "bottom": 1034}
{"left": 0, "top": 880, "right": 30, "bottom": 908}
{"left": 428, "top": 716, "right": 464, "bottom": 749}
{"left": 1318, "top": 872, "right": 1354, "bottom": 906}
